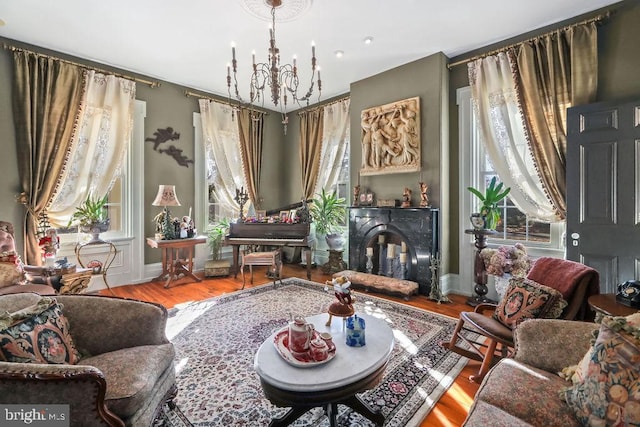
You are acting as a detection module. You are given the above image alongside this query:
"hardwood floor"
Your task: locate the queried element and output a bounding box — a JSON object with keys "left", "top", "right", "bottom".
{"left": 100, "top": 263, "right": 480, "bottom": 427}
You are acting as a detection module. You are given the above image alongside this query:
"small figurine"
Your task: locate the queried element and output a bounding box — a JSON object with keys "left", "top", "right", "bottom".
{"left": 401, "top": 187, "right": 412, "bottom": 208}
{"left": 419, "top": 182, "right": 430, "bottom": 207}
{"left": 353, "top": 185, "right": 360, "bottom": 207}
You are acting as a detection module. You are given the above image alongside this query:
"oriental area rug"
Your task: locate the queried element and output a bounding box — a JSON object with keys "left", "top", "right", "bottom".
{"left": 165, "top": 278, "right": 475, "bottom": 427}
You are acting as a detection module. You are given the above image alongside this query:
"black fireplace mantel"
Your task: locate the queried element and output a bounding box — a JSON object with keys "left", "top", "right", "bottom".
{"left": 348, "top": 207, "right": 439, "bottom": 295}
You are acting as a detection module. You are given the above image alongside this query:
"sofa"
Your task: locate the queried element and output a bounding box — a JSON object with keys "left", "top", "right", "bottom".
{"left": 463, "top": 316, "right": 639, "bottom": 426}
{"left": 0, "top": 292, "right": 177, "bottom": 426}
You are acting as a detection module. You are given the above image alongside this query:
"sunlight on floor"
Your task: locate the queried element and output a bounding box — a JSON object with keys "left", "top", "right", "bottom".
{"left": 165, "top": 299, "right": 219, "bottom": 339}
{"left": 175, "top": 357, "right": 189, "bottom": 375}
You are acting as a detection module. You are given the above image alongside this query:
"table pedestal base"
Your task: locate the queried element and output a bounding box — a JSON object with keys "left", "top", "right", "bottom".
{"left": 260, "top": 362, "right": 387, "bottom": 427}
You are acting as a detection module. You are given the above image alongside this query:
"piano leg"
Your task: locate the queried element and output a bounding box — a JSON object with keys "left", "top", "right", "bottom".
{"left": 305, "top": 248, "right": 312, "bottom": 280}
{"left": 232, "top": 245, "right": 240, "bottom": 278}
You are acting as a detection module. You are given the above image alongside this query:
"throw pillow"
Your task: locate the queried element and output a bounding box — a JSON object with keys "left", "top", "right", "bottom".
{"left": 560, "top": 312, "right": 640, "bottom": 384}
{"left": 0, "top": 255, "right": 25, "bottom": 289}
{"left": 493, "top": 277, "right": 567, "bottom": 328}
{"left": 561, "top": 315, "right": 640, "bottom": 426}
{"left": 0, "top": 297, "right": 80, "bottom": 364}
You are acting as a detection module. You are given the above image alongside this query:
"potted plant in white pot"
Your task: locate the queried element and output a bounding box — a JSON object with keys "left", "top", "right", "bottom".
{"left": 310, "top": 189, "right": 347, "bottom": 250}
{"left": 67, "top": 194, "right": 110, "bottom": 242}
{"left": 468, "top": 177, "right": 511, "bottom": 230}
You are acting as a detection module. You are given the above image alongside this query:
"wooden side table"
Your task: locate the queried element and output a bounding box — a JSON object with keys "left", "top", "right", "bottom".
{"left": 588, "top": 294, "right": 638, "bottom": 322}
{"left": 146, "top": 236, "right": 206, "bottom": 288}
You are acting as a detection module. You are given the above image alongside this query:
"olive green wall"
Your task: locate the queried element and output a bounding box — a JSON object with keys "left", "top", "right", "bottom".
{"left": 348, "top": 52, "right": 450, "bottom": 273}
{"left": 0, "top": 38, "right": 287, "bottom": 263}
{"left": 447, "top": 0, "right": 640, "bottom": 274}
{"left": 1, "top": 0, "right": 639, "bottom": 273}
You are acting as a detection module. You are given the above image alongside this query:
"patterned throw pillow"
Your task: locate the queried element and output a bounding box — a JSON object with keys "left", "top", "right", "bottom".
{"left": 560, "top": 312, "right": 640, "bottom": 385}
{"left": 493, "top": 277, "right": 567, "bottom": 328}
{"left": 561, "top": 315, "right": 640, "bottom": 426}
{"left": 0, "top": 297, "right": 80, "bottom": 364}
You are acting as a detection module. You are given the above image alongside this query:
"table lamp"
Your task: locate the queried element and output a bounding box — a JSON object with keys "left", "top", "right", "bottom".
{"left": 152, "top": 185, "right": 181, "bottom": 239}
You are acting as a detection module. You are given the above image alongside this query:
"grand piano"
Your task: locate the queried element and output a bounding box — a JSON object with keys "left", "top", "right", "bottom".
{"left": 224, "top": 222, "right": 314, "bottom": 279}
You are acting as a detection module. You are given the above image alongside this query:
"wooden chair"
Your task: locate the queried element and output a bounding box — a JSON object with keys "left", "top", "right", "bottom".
{"left": 240, "top": 248, "right": 283, "bottom": 289}
{"left": 441, "top": 257, "right": 599, "bottom": 383}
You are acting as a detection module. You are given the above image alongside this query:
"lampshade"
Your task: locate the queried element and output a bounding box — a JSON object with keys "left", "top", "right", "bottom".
{"left": 152, "top": 185, "right": 181, "bottom": 207}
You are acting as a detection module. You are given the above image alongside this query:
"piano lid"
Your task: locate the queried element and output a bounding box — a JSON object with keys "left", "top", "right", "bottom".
{"left": 227, "top": 222, "right": 310, "bottom": 239}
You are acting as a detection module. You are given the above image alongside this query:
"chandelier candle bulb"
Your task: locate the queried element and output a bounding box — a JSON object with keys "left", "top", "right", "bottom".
{"left": 366, "top": 247, "right": 373, "bottom": 256}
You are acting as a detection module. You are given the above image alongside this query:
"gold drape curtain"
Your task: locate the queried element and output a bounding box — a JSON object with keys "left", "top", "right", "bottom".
{"left": 12, "top": 51, "right": 85, "bottom": 264}
{"left": 237, "top": 108, "right": 264, "bottom": 209}
{"left": 516, "top": 22, "right": 598, "bottom": 219}
{"left": 299, "top": 109, "right": 324, "bottom": 200}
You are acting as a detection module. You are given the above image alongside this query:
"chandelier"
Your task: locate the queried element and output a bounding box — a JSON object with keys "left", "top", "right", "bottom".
{"left": 227, "top": 0, "right": 321, "bottom": 133}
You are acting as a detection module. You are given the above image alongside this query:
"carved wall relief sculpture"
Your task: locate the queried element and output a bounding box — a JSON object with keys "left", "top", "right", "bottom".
{"left": 360, "top": 96, "right": 420, "bottom": 176}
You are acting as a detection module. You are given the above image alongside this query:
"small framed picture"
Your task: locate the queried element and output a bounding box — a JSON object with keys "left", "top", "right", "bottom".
{"left": 366, "top": 192, "right": 374, "bottom": 204}
{"left": 289, "top": 209, "right": 298, "bottom": 222}
{"left": 279, "top": 211, "right": 289, "bottom": 222}
{"left": 359, "top": 193, "right": 367, "bottom": 204}
{"left": 256, "top": 210, "right": 266, "bottom": 219}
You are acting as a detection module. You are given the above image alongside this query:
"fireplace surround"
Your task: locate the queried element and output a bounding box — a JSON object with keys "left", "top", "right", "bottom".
{"left": 348, "top": 207, "right": 439, "bottom": 295}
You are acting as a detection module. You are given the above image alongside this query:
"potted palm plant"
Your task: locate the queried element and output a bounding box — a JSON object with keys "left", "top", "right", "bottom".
{"left": 310, "top": 189, "right": 347, "bottom": 250}
{"left": 68, "top": 194, "right": 110, "bottom": 241}
{"left": 468, "top": 177, "right": 511, "bottom": 230}
{"left": 205, "top": 218, "right": 231, "bottom": 277}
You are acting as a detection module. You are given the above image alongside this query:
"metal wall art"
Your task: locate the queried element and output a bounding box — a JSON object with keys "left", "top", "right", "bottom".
{"left": 145, "top": 127, "right": 194, "bottom": 167}
{"left": 360, "top": 96, "right": 420, "bottom": 176}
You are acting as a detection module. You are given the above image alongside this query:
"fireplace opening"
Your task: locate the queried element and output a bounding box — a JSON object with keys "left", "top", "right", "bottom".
{"left": 348, "top": 207, "right": 438, "bottom": 295}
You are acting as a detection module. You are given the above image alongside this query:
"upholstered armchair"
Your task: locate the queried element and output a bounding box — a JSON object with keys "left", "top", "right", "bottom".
{"left": 0, "top": 221, "right": 91, "bottom": 295}
{"left": 0, "top": 292, "right": 177, "bottom": 426}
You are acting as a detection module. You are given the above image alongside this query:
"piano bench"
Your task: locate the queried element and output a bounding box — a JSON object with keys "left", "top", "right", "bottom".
{"left": 241, "top": 249, "right": 283, "bottom": 289}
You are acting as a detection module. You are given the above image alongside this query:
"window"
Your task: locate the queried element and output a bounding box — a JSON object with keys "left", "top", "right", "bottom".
{"left": 460, "top": 86, "right": 565, "bottom": 254}
{"left": 207, "top": 183, "right": 237, "bottom": 225}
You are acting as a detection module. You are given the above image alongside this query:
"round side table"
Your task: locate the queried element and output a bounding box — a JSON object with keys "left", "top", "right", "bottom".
{"left": 588, "top": 294, "right": 638, "bottom": 322}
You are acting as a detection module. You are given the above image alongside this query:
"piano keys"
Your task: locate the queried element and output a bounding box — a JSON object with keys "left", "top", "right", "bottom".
{"left": 224, "top": 222, "right": 314, "bottom": 279}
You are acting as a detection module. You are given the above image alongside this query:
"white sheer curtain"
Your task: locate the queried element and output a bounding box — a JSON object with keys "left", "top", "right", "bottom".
{"left": 468, "top": 52, "right": 559, "bottom": 222}
{"left": 199, "top": 99, "right": 247, "bottom": 217}
{"left": 313, "top": 98, "right": 350, "bottom": 195}
{"left": 49, "top": 71, "right": 136, "bottom": 226}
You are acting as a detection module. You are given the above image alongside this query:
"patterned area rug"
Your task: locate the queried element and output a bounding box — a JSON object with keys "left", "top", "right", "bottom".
{"left": 166, "top": 278, "right": 474, "bottom": 427}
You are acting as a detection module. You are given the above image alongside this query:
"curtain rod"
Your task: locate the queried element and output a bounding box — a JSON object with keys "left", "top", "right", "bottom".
{"left": 2, "top": 43, "right": 161, "bottom": 87}
{"left": 447, "top": 11, "right": 611, "bottom": 70}
{"left": 184, "top": 90, "right": 271, "bottom": 115}
{"left": 296, "top": 94, "right": 351, "bottom": 116}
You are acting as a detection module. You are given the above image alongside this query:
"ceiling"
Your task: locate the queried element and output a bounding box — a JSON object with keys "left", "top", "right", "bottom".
{"left": 0, "top": 0, "right": 621, "bottom": 112}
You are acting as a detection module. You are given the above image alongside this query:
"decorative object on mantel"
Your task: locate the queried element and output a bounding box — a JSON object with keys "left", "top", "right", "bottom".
{"left": 376, "top": 199, "right": 399, "bottom": 207}
{"left": 352, "top": 185, "right": 360, "bottom": 207}
{"left": 146, "top": 127, "right": 194, "bottom": 167}
{"left": 358, "top": 190, "right": 375, "bottom": 207}
{"left": 428, "top": 253, "right": 449, "bottom": 303}
{"left": 360, "top": 96, "right": 420, "bottom": 176}
{"left": 480, "top": 243, "right": 531, "bottom": 299}
{"left": 228, "top": 0, "right": 321, "bottom": 134}
{"left": 419, "top": 182, "right": 430, "bottom": 207}
{"left": 467, "top": 177, "right": 511, "bottom": 230}
{"left": 401, "top": 187, "right": 412, "bottom": 208}
{"left": 152, "top": 185, "right": 181, "bottom": 240}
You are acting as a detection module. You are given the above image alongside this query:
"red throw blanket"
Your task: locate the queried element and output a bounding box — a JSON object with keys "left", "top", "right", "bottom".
{"left": 527, "top": 257, "right": 600, "bottom": 300}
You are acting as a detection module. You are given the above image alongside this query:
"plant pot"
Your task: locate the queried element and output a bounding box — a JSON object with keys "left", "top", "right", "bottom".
{"left": 80, "top": 219, "right": 110, "bottom": 242}
{"left": 325, "top": 233, "right": 345, "bottom": 251}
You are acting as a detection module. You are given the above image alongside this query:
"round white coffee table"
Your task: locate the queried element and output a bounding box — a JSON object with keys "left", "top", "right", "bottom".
{"left": 254, "top": 312, "right": 394, "bottom": 427}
